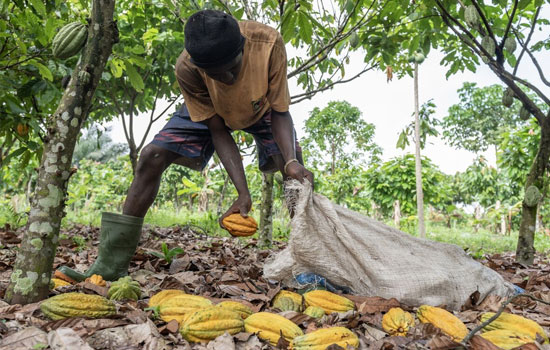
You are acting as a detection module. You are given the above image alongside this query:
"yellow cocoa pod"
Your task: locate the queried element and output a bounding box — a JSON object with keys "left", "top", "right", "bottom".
{"left": 291, "top": 327, "right": 359, "bottom": 350}
{"left": 273, "top": 296, "right": 301, "bottom": 312}
{"left": 480, "top": 312, "right": 548, "bottom": 342}
{"left": 85, "top": 274, "right": 106, "bottom": 287}
{"left": 40, "top": 292, "right": 116, "bottom": 320}
{"left": 159, "top": 294, "right": 213, "bottom": 324}
{"left": 222, "top": 213, "right": 257, "bottom": 237}
{"left": 303, "top": 290, "right": 355, "bottom": 314}
{"left": 382, "top": 307, "right": 415, "bottom": 336}
{"left": 244, "top": 312, "right": 303, "bottom": 345}
{"left": 417, "top": 305, "right": 468, "bottom": 341}
{"left": 216, "top": 301, "right": 253, "bottom": 319}
{"left": 51, "top": 278, "right": 71, "bottom": 289}
{"left": 273, "top": 290, "right": 303, "bottom": 307}
{"left": 148, "top": 289, "right": 186, "bottom": 308}
{"left": 180, "top": 306, "right": 244, "bottom": 343}
{"left": 303, "top": 306, "right": 325, "bottom": 318}
{"left": 480, "top": 330, "right": 534, "bottom": 350}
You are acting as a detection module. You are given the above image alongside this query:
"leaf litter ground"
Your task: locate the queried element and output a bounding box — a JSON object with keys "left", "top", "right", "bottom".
{"left": 0, "top": 223, "right": 549, "bottom": 350}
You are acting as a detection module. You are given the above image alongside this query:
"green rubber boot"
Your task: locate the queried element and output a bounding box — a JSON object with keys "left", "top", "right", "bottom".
{"left": 57, "top": 212, "right": 143, "bottom": 282}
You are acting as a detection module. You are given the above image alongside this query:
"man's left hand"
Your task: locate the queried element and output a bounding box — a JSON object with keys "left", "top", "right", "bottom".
{"left": 285, "top": 161, "right": 314, "bottom": 188}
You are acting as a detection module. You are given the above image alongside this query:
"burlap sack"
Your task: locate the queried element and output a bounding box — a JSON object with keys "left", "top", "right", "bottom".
{"left": 263, "top": 181, "right": 515, "bottom": 310}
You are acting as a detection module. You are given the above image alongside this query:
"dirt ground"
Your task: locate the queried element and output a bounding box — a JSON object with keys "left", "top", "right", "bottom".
{"left": 0, "top": 223, "right": 548, "bottom": 349}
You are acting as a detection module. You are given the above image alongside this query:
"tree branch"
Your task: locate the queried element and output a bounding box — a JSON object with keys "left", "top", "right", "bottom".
{"left": 462, "top": 293, "right": 550, "bottom": 346}
{"left": 521, "top": 43, "right": 550, "bottom": 88}
{"left": 471, "top": 0, "right": 496, "bottom": 41}
{"left": 0, "top": 50, "right": 46, "bottom": 71}
{"left": 512, "top": 7, "right": 540, "bottom": 76}
{"left": 499, "top": 0, "right": 518, "bottom": 51}
{"left": 434, "top": 1, "right": 548, "bottom": 124}
{"left": 287, "top": 1, "right": 376, "bottom": 78}
{"left": 291, "top": 65, "right": 374, "bottom": 104}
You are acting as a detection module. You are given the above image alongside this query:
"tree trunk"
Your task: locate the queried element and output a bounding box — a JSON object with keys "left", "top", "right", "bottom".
{"left": 535, "top": 203, "right": 542, "bottom": 233}
{"left": 506, "top": 209, "right": 512, "bottom": 236}
{"left": 516, "top": 120, "right": 550, "bottom": 265}
{"left": 331, "top": 143, "right": 336, "bottom": 175}
{"left": 393, "top": 200, "right": 401, "bottom": 229}
{"left": 259, "top": 173, "right": 274, "bottom": 247}
{"left": 495, "top": 200, "right": 501, "bottom": 234}
{"left": 5, "top": 0, "right": 117, "bottom": 304}
{"left": 413, "top": 63, "right": 426, "bottom": 238}
{"left": 129, "top": 142, "right": 138, "bottom": 174}
{"left": 198, "top": 166, "right": 210, "bottom": 212}
{"left": 474, "top": 205, "right": 481, "bottom": 233}
{"left": 500, "top": 204, "right": 507, "bottom": 235}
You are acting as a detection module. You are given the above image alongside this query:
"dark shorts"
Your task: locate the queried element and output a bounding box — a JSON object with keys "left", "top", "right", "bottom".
{"left": 151, "top": 104, "right": 301, "bottom": 172}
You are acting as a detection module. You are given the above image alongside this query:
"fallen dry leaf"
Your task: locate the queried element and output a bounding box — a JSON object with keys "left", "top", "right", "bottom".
{"left": 354, "top": 296, "right": 401, "bottom": 314}
{"left": 0, "top": 326, "right": 48, "bottom": 350}
{"left": 42, "top": 317, "right": 129, "bottom": 338}
{"left": 47, "top": 327, "right": 93, "bottom": 350}
{"left": 85, "top": 320, "right": 168, "bottom": 350}
{"left": 468, "top": 334, "right": 501, "bottom": 350}
{"left": 206, "top": 332, "right": 235, "bottom": 350}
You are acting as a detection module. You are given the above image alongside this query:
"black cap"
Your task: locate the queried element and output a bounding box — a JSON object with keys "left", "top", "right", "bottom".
{"left": 184, "top": 10, "right": 245, "bottom": 68}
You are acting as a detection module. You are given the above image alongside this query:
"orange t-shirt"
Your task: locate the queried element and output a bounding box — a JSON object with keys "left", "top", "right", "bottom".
{"left": 175, "top": 21, "right": 290, "bottom": 130}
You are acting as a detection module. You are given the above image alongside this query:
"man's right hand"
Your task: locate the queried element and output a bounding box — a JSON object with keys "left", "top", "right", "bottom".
{"left": 219, "top": 194, "right": 252, "bottom": 229}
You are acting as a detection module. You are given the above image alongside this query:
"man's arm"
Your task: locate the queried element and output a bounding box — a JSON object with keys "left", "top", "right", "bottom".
{"left": 271, "top": 110, "right": 296, "bottom": 163}
{"left": 204, "top": 115, "right": 251, "bottom": 223}
{"left": 271, "top": 109, "right": 314, "bottom": 186}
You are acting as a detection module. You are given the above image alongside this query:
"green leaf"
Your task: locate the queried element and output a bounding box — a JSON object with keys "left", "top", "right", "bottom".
{"left": 45, "top": 17, "right": 56, "bottom": 41}
{"left": 148, "top": 251, "right": 165, "bottom": 259}
{"left": 109, "top": 59, "right": 125, "bottom": 78}
{"left": 297, "top": 12, "right": 313, "bottom": 44}
{"left": 31, "top": 61, "right": 53, "bottom": 81}
{"left": 29, "top": 0, "right": 46, "bottom": 16}
{"left": 142, "top": 28, "right": 159, "bottom": 43}
{"left": 125, "top": 63, "right": 144, "bottom": 92}
{"left": 182, "top": 177, "right": 197, "bottom": 188}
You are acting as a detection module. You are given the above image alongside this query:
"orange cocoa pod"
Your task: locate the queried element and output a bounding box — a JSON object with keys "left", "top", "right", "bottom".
{"left": 16, "top": 123, "right": 29, "bottom": 136}
{"left": 85, "top": 274, "right": 106, "bottom": 287}
{"left": 222, "top": 214, "right": 257, "bottom": 237}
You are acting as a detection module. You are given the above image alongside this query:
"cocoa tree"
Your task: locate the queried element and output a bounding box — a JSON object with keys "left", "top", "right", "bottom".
{"left": 442, "top": 82, "right": 524, "bottom": 157}
{"left": 5, "top": 0, "right": 118, "bottom": 304}
{"left": 422, "top": 0, "right": 550, "bottom": 264}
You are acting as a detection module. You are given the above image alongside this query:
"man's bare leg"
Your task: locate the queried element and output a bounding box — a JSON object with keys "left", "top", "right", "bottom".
{"left": 123, "top": 144, "right": 203, "bottom": 217}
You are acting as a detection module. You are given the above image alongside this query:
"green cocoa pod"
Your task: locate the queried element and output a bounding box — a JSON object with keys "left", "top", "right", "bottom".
{"left": 524, "top": 186, "right": 542, "bottom": 207}
{"left": 520, "top": 106, "right": 530, "bottom": 121}
{"left": 464, "top": 5, "right": 479, "bottom": 27}
{"left": 349, "top": 32, "right": 360, "bottom": 48}
{"left": 273, "top": 296, "right": 301, "bottom": 312}
{"left": 504, "top": 37, "right": 517, "bottom": 53}
{"left": 303, "top": 306, "right": 325, "bottom": 318}
{"left": 504, "top": 87, "right": 514, "bottom": 98}
{"left": 502, "top": 95, "right": 513, "bottom": 108}
{"left": 502, "top": 88, "right": 514, "bottom": 108}
{"left": 108, "top": 276, "right": 141, "bottom": 301}
{"left": 407, "top": 55, "right": 415, "bottom": 63}
{"left": 414, "top": 52, "right": 425, "bottom": 64}
{"left": 52, "top": 22, "right": 88, "bottom": 60}
{"left": 481, "top": 36, "right": 496, "bottom": 56}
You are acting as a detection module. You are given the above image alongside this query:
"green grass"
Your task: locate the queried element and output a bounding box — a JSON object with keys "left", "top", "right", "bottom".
{"left": 5, "top": 200, "right": 550, "bottom": 257}
{"left": 417, "top": 222, "right": 550, "bottom": 258}
{"left": 64, "top": 206, "right": 292, "bottom": 241}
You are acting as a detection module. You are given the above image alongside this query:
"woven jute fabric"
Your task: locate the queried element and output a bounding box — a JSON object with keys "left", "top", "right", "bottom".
{"left": 263, "top": 181, "right": 515, "bottom": 310}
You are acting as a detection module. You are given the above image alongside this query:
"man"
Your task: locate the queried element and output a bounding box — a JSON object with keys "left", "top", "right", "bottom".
{"left": 57, "top": 10, "right": 313, "bottom": 282}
